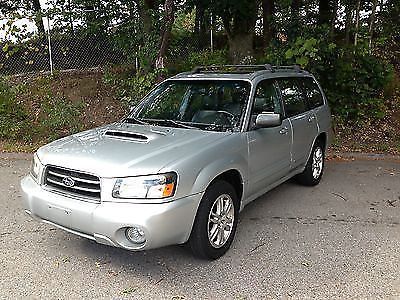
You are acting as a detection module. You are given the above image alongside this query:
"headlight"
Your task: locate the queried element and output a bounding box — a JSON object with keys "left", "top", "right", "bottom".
{"left": 30, "top": 153, "right": 43, "bottom": 182}
{"left": 112, "top": 172, "right": 177, "bottom": 199}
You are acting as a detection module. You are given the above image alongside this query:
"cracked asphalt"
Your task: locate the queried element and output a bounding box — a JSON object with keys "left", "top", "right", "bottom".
{"left": 0, "top": 154, "right": 399, "bottom": 299}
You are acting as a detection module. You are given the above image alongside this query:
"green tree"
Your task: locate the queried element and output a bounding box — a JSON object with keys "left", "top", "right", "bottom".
{"left": 210, "top": 0, "right": 258, "bottom": 63}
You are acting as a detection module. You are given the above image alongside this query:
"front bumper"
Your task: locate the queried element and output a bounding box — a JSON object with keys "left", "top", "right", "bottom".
{"left": 20, "top": 175, "right": 202, "bottom": 250}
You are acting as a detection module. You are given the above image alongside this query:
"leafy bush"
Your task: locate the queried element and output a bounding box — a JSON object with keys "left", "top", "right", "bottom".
{"left": 324, "top": 49, "right": 393, "bottom": 120}
{"left": 260, "top": 37, "right": 394, "bottom": 121}
{"left": 0, "top": 78, "right": 28, "bottom": 140}
{"left": 104, "top": 67, "right": 165, "bottom": 107}
{"left": 104, "top": 50, "right": 228, "bottom": 108}
{"left": 171, "top": 49, "right": 228, "bottom": 73}
{"left": 36, "top": 93, "right": 84, "bottom": 141}
{"left": 1, "top": 76, "right": 85, "bottom": 145}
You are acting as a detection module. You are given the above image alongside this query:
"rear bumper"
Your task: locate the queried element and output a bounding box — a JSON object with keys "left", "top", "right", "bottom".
{"left": 20, "top": 175, "right": 202, "bottom": 250}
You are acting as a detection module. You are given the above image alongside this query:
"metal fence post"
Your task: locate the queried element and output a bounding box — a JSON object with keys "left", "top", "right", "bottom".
{"left": 210, "top": 13, "right": 214, "bottom": 53}
{"left": 46, "top": 17, "right": 54, "bottom": 75}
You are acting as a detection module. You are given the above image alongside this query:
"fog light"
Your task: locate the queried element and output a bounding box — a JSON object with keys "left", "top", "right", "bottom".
{"left": 125, "top": 227, "right": 146, "bottom": 244}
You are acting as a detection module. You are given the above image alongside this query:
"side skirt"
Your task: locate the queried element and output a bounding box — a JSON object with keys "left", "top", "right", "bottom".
{"left": 239, "top": 165, "right": 305, "bottom": 212}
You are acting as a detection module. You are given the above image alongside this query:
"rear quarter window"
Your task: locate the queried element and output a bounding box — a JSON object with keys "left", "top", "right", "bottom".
{"left": 276, "top": 78, "right": 307, "bottom": 117}
{"left": 301, "top": 77, "right": 324, "bottom": 109}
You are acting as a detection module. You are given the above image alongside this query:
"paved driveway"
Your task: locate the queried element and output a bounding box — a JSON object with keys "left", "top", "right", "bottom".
{"left": 1, "top": 154, "right": 399, "bottom": 299}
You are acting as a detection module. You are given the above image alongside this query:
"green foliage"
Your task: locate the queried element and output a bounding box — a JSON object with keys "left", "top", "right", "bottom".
{"left": 36, "top": 93, "right": 84, "bottom": 141}
{"left": 187, "top": 49, "right": 228, "bottom": 67}
{"left": 0, "top": 76, "right": 84, "bottom": 144}
{"left": 178, "top": 49, "right": 228, "bottom": 72}
{"left": 0, "top": 78, "right": 28, "bottom": 139}
{"left": 261, "top": 35, "right": 394, "bottom": 121}
{"left": 171, "top": 10, "right": 195, "bottom": 37}
{"left": 285, "top": 37, "right": 326, "bottom": 67}
{"left": 325, "top": 49, "right": 394, "bottom": 120}
{"left": 104, "top": 68, "right": 166, "bottom": 107}
{"left": 105, "top": 50, "right": 227, "bottom": 108}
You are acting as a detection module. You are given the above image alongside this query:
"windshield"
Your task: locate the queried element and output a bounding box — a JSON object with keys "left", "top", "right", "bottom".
{"left": 130, "top": 80, "right": 251, "bottom": 132}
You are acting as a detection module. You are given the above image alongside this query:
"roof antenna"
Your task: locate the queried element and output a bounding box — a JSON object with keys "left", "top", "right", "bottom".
{"left": 293, "top": 65, "right": 301, "bottom": 72}
{"left": 264, "top": 64, "right": 273, "bottom": 71}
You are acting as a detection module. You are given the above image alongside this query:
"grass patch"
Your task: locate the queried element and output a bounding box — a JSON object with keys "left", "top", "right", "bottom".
{"left": 0, "top": 75, "right": 85, "bottom": 151}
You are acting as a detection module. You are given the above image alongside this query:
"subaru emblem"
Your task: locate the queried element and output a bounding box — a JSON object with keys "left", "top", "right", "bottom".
{"left": 62, "top": 177, "right": 75, "bottom": 187}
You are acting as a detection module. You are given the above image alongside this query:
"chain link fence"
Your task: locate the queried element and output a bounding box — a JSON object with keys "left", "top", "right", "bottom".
{"left": 0, "top": 15, "right": 212, "bottom": 76}
{"left": 0, "top": 19, "right": 128, "bottom": 75}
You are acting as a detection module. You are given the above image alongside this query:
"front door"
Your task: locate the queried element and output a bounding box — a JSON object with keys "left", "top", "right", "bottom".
{"left": 247, "top": 79, "right": 292, "bottom": 198}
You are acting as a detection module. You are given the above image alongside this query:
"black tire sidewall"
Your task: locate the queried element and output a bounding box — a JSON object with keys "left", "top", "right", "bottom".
{"left": 189, "top": 180, "right": 239, "bottom": 259}
{"left": 307, "top": 143, "right": 325, "bottom": 185}
{"left": 296, "top": 141, "right": 325, "bottom": 186}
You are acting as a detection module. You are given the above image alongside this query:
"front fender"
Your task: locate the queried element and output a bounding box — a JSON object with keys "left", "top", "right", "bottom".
{"left": 189, "top": 154, "right": 248, "bottom": 202}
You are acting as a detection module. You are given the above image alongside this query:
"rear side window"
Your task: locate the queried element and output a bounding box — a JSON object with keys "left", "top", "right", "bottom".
{"left": 276, "top": 78, "right": 307, "bottom": 117}
{"left": 301, "top": 77, "right": 324, "bottom": 109}
{"left": 253, "top": 79, "right": 282, "bottom": 115}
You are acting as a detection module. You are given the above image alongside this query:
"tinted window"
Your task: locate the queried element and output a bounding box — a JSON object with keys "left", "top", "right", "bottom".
{"left": 277, "top": 78, "right": 307, "bottom": 117}
{"left": 252, "top": 80, "right": 281, "bottom": 115}
{"left": 135, "top": 80, "right": 251, "bottom": 132}
{"left": 301, "top": 77, "right": 324, "bottom": 109}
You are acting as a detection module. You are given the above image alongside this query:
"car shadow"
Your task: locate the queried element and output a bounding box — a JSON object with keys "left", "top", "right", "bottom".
{"left": 75, "top": 178, "right": 299, "bottom": 266}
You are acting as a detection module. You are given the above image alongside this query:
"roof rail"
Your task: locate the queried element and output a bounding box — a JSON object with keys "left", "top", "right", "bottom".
{"left": 273, "top": 65, "right": 302, "bottom": 72}
{"left": 191, "top": 64, "right": 302, "bottom": 74}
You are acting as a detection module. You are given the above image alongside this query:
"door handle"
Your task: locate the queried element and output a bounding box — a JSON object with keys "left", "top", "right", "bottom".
{"left": 308, "top": 115, "right": 316, "bottom": 122}
{"left": 279, "top": 127, "right": 288, "bottom": 135}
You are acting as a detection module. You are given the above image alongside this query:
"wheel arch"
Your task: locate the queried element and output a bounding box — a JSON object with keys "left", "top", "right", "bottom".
{"left": 189, "top": 154, "right": 247, "bottom": 204}
{"left": 208, "top": 169, "right": 244, "bottom": 204}
{"left": 315, "top": 132, "right": 327, "bottom": 151}
{"left": 302, "top": 131, "right": 328, "bottom": 172}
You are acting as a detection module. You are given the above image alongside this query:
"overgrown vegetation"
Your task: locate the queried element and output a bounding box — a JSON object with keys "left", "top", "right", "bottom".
{"left": 0, "top": 78, "right": 28, "bottom": 140}
{"left": 261, "top": 34, "right": 395, "bottom": 121}
{"left": 0, "top": 75, "right": 89, "bottom": 149}
{"left": 0, "top": 0, "right": 399, "bottom": 153}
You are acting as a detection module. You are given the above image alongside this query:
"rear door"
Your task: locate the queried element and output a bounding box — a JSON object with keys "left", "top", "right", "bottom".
{"left": 276, "top": 78, "right": 319, "bottom": 169}
{"left": 247, "top": 79, "right": 292, "bottom": 197}
{"left": 300, "top": 76, "right": 331, "bottom": 136}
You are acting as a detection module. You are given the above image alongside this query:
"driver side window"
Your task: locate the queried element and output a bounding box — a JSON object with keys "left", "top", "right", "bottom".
{"left": 253, "top": 80, "right": 281, "bottom": 115}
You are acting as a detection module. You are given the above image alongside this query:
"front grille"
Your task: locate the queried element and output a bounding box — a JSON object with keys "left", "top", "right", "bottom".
{"left": 44, "top": 166, "right": 101, "bottom": 201}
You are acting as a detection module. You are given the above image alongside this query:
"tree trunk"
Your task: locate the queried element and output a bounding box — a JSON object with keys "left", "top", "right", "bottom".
{"left": 156, "top": 0, "right": 175, "bottom": 69}
{"left": 318, "top": 0, "right": 332, "bottom": 25}
{"left": 262, "top": 0, "right": 275, "bottom": 46}
{"left": 368, "top": 0, "right": 378, "bottom": 49}
{"left": 330, "top": 0, "right": 339, "bottom": 36}
{"left": 136, "top": 0, "right": 155, "bottom": 71}
{"left": 83, "top": 1, "right": 97, "bottom": 32}
{"left": 291, "top": 0, "right": 300, "bottom": 21}
{"left": 289, "top": 0, "right": 301, "bottom": 39}
{"left": 32, "top": 0, "right": 45, "bottom": 36}
{"left": 227, "top": 33, "right": 254, "bottom": 64}
{"left": 215, "top": 1, "right": 257, "bottom": 63}
{"left": 138, "top": 0, "right": 155, "bottom": 35}
{"left": 354, "top": 0, "right": 361, "bottom": 46}
{"left": 67, "top": 0, "right": 74, "bottom": 35}
{"left": 194, "top": 2, "right": 207, "bottom": 49}
{"left": 344, "top": 2, "right": 353, "bottom": 45}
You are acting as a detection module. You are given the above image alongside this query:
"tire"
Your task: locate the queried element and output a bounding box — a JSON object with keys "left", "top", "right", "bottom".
{"left": 296, "top": 141, "right": 325, "bottom": 186}
{"left": 189, "top": 180, "right": 239, "bottom": 260}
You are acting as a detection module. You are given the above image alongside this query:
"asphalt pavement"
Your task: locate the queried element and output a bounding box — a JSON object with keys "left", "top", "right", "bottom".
{"left": 0, "top": 154, "right": 399, "bottom": 299}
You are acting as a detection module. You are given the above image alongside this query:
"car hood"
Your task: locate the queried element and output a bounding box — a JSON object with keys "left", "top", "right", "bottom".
{"left": 37, "top": 123, "right": 231, "bottom": 178}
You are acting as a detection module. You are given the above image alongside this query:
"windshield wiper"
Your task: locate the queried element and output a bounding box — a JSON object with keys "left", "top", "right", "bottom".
{"left": 204, "top": 123, "right": 234, "bottom": 132}
{"left": 123, "top": 116, "right": 149, "bottom": 125}
{"left": 163, "top": 119, "right": 200, "bottom": 130}
{"left": 133, "top": 118, "right": 200, "bottom": 129}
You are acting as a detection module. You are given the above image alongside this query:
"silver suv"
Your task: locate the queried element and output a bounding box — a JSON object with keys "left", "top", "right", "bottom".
{"left": 21, "top": 65, "right": 331, "bottom": 259}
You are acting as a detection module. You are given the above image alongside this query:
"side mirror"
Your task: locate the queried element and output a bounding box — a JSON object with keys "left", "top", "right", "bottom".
{"left": 255, "top": 112, "right": 282, "bottom": 128}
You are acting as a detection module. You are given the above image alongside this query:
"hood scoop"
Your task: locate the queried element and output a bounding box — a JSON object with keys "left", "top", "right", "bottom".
{"left": 104, "top": 130, "right": 149, "bottom": 142}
